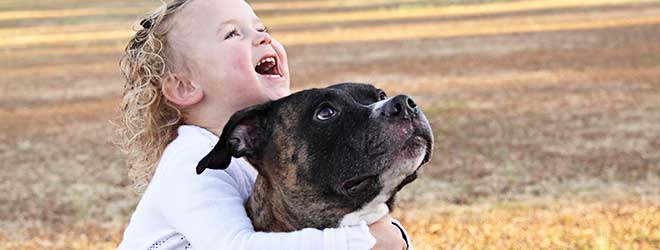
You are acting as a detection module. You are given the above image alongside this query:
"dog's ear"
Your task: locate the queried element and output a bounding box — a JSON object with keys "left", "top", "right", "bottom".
{"left": 196, "top": 102, "right": 272, "bottom": 174}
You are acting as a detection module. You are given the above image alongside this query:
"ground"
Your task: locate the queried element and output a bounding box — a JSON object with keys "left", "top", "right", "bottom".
{"left": 1, "top": 0, "right": 659, "bottom": 249}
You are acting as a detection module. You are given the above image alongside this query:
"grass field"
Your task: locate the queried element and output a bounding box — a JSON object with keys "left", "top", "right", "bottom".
{"left": 1, "top": 0, "right": 659, "bottom": 249}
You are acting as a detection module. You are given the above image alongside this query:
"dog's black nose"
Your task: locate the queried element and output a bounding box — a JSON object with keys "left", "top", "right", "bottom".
{"left": 383, "top": 95, "right": 418, "bottom": 119}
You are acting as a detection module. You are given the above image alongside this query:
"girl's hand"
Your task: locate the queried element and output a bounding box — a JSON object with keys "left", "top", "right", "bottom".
{"left": 368, "top": 216, "right": 407, "bottom": 250}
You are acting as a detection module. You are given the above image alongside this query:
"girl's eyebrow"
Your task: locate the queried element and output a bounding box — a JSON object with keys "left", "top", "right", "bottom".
{"left": 253, "top": 17, "right": 265, "bottom": 27}
{"left": 217, "top": 19, "right": 239, "bottom": 34}
{"left": 215, "top": 18, "right": 265, "bottom": 35}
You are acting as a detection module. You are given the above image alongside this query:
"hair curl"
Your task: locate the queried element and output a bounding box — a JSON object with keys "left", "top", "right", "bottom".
{"left": 116, "top": 0, "right": 192, "bottom": 192}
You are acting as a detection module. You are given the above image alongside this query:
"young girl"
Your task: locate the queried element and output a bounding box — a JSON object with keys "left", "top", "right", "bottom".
{"left": 116, "top": 0, "right": 410, "bottom": 249}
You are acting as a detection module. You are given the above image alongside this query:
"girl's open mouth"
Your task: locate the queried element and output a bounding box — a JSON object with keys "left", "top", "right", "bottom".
{"left": 255, "top": 55, "right": 282, "bottom": 78}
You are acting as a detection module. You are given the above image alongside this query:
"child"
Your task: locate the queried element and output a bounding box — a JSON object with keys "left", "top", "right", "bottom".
{"left": 116, "top": 0, "right": 410, "bottom": 249}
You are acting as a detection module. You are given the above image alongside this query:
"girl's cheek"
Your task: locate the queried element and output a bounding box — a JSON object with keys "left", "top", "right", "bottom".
{"left": 273, "top": 41, "right": 287, "bottom": 59}
{"left": 274, "top": 42, "right": 289, "bottom": 72}
{"left": 214, "top": 42, "right": 243, "bottom": 69}
{"left": 229, "top": 47, "right": 253, "bottom": 72}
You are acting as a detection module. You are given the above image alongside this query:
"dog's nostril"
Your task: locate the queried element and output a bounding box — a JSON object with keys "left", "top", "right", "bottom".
{"left": 384, "top": 95, "right": 418, "bottom": 118}
{"left": 407, "top": 97, "right": 418, "bottom": 115}
{"left": 407, "top": 98, "right": 416, "bottom": 109}
{"left": 394, "top": 103, "right": 402, "bottom": 115}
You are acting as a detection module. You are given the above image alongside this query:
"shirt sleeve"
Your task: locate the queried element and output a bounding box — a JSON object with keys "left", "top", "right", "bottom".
{"left": 153, "top": 155, "right": 376, "bottom": 250}
{"left": 390, "top": 218, "right": 412, "bottom": 250}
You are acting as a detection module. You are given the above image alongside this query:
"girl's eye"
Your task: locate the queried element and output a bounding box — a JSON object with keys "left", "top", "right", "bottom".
{"left": 378, "top": 90, "right": 388, "bottom": 100}
{"left": 316, "top": 106, "right": 337, "bottom": 121}
{"left": 225, "top": 29, "right": 239, "bottom": 40}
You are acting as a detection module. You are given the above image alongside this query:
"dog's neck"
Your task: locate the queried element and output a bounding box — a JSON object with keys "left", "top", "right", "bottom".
{"left": 246, "top": 177, "right": 302, "bottom": 232}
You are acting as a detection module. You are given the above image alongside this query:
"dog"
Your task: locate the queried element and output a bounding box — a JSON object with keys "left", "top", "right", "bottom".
{"left": 196, "top": 83, "right": 433, "bottom": 232}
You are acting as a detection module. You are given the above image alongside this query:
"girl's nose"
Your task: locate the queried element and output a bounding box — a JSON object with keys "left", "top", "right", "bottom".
{"left": 253, "top": 31, "right": 272, "bottom": 46}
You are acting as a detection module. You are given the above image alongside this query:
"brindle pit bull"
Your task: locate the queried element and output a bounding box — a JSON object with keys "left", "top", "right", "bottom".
{"left": 196, "top": 83, "right": 434, "bottom": 232}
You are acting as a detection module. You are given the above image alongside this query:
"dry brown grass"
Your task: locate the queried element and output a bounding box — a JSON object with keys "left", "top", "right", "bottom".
{"left": 2, "top": 0, "right": 659, "bottom": 249}
{"left": 395, "top": 199, "right": 660, "bottom": 250}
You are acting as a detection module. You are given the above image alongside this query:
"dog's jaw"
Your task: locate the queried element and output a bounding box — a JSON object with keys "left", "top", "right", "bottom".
{"left": 339, "top": 146, "right": 426, "bottom": 226}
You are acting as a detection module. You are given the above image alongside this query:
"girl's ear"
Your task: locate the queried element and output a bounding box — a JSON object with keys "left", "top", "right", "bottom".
{"left": 162, "top": 73, "right": 204, "bottom": 107}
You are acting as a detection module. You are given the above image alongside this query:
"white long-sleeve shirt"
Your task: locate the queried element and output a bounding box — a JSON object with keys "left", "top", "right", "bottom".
{"left": 118, "top": 125, "right": 412, "bottom": 250}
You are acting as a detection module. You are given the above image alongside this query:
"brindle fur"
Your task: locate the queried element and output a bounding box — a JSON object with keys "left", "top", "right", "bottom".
{"left": 246, "top": 104, "right": 349, "bottom": 231}
{"left": 196, "top": 83, "right": 433, "bottom": 232}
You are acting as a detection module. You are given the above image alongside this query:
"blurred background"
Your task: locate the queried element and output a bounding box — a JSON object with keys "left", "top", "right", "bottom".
{"left": 1, "top": 0, "right": 659, "bottom": 249}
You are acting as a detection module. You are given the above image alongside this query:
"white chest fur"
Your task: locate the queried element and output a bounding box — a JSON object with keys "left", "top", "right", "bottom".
{"left": 339, "top": 199, "right": 390, "bottom": 226}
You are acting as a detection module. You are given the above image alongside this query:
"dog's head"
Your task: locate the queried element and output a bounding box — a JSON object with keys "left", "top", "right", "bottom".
{"left": 197, "top": 82, "right": 433, "bottom": 227}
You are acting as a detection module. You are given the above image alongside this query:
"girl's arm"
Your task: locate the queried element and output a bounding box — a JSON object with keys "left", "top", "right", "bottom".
{"left": 389, "top": 218, "right": 412, "bottom": 250}
{"left": 154, "top": 154, "right": 376, "bottom": 250}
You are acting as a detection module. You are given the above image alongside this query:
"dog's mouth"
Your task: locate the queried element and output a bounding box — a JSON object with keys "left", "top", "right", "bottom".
{"left": 400, "top": 129, "right": 433, "bottom": 164}
{"left": 255, "top": 55, "right": 282, "bottom": 77}
{"left": 341, "top": 174, "right": 378, "bottom": 196}
{"left": 417, "top": 131, "right": 433, "bottom": 166}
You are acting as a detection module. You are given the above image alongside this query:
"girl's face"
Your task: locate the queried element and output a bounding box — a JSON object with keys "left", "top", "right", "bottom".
{"left": 170, "top": 0, "right": 290, "bottom": 112}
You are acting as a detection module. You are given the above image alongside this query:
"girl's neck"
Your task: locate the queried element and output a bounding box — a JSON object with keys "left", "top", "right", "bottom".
{"left": 184, "top": 109, "right": 232, "bottom": 137}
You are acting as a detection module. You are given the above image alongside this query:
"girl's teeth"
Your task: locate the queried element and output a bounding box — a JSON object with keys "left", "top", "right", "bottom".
{"left": 258, "top": 57, "right": 275, "bottom": 66}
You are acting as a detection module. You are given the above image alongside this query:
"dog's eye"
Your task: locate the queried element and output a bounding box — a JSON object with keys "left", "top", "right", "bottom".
{"left": 316, "top": 106, "right": 337, "bottom": 121}
{"left": 378, "top": 90, "right": 387, "bottom": 101}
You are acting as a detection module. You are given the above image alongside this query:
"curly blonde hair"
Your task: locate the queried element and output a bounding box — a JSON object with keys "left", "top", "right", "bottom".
{"left": 116, "top": 0, "right": 193, "bottom": 192}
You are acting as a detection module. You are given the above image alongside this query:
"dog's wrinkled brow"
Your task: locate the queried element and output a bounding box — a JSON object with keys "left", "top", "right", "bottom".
{"left": 343, "top": 90, "right": 379, "bottom": 106}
